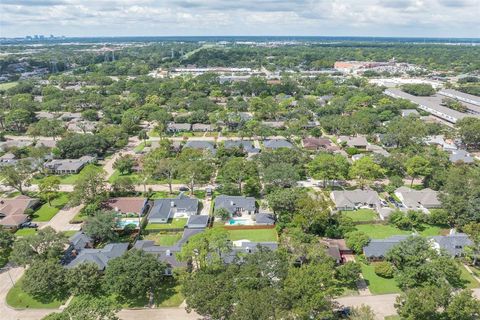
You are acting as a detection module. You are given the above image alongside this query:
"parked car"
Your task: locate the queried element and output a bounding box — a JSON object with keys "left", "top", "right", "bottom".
{"left": 179, "top": 186, "right": 189, "bottom": 192}
{"left": 20, "top": 221, "right": 38, "bottom": 229}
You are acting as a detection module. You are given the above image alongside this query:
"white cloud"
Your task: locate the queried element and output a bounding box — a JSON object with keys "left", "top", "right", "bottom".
{"left": 0, "top": 0, "right": 478, "bottom": 37}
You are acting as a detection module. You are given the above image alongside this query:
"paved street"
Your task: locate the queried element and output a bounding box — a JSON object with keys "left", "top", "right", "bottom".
{"left": 118, "top": 308, "right": 200, "bottom": 320}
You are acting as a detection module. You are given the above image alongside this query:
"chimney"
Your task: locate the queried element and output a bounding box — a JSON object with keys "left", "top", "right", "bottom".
{"left": 166, "top": 249, "right": 171, "bottom": 256}
{"left": 170, "top": 201, "right": 175, "bottom": 207}
{"left": 230, "top": 201, "right": 234, "bottom": 206}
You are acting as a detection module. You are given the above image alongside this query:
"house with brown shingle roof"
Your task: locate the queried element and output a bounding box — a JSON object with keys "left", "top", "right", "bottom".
{"left": 0, "top": 195, "right": 40, "bottom": 228}
{"left": 103, "top": 197, "right": 149, "bottom": 216}
{"left": 302, "top": 137, "right": 338, "bottom": 151}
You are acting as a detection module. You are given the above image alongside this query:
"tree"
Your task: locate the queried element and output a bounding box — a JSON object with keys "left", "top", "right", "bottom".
{"left": 405, "top": 155, "right": 432, "bottom": 186}
{"left": 178, "top": 149, "right": 214, "bottom": 195}
{"left": 383, "top": 116, "right": 426, "bottom": 148}
{"left": 456, "top": 117, "right": 480, "bottom": 149}
{"left": 214, "top": 207, "right": 230, "bottom": 221}
{"left": 374, "top": 261, "right": 395, "bottom": 278}
{"left": 345, "top": 231, "right": 370, "bottom": 253}
{"left": 38, "top": 176, "right": 61, "bottom": 206}
{"left": 56, "top": 133, "right": 108, "bottom": 158}
{"left": 71, "top": 166, "right": 107, "bottom": 206}
{"left": 0, "top": 159, "right": 33, "bottom": 194}
{"left": 113, "top": 154, "right": 135, "bottom": 175}
{"left": 349, "top": 156, "right": 384, "bottom": 188}
{"left": 218, "top": 158, "right": 258, "bottom": 194}
{"left": 28, "top": 119, "right": 65, "bottom": 139}
{"left": 104, "top": 250, "right": 166, "bottom": 300}
{"left": 83, "top": 211, "right": 118, "bottom": 243}
{"left": 0, "top": 226, "right": 15, "bottom": 250}
{"left": 23, "top": 259, "right": 67, "bottom": 299}
{"left": 42, "top": 295, "right": 119, "bottom": 320}
{"left": 263, "top": 163, "right": 300, "bottom": 189}
{"left": 401, "top": 84, "right": 436, "bottom": 96}
{"left": 178, "top": 228, "right": 231, "bottom": 269}
{"left": 445, "top": 289, "right": 480, "bottom": 320}
{"left": 111, "top": 176, "right": 135, "bottom": 196}
{"left": 348, "top": 305, "right": 376, "bottom": 320}
{"left": 67, "top": 262, "right": 102, "bottom": 295}
{"left": 395, "top": 286, "right": 446, "bottom": 320}
{"left": 266, "top": 188, "right": 306, "bottom": 221}
{"left": 307, "top": 153, "right": 350, "bottom": 186}
{"left": 10, "top": 227, "right": 68, "bottom": 266}
{"left": 463, "top": 222, "right": 480, "bottom": 265}
{"left": 294, "top": 194, "right": 330, "bottom": 234}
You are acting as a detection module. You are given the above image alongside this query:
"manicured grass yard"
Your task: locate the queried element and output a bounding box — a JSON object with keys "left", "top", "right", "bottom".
{"left": 32, "top": 174, "right": 81, "bottom": 185}
{"left": 145, "top": 218, "right": 188, "bottom": 230}
{"left": 459, "top": 264, "right": 480, "bottom": 289}
{"left": 227, "top": 228, "right": 278, "bottom": 242}
{"left": 6, "top": 277, "right": 67, "bottom": 309}
{"left": 156, "top": 278, "right": 184, "bottom": 307}
{"left": 144, "top": 232, "right": 183, "bottom": 246}
{"left": 0, "top": 81, "right": 18, "bottom": 90}
{"left": 355, "top": 224, "right": 411, "bottom": 239}
{"left": 358, "top": 261, "right": 401, "bottom": 295}
{"left": 14, "top": 228, "right": 37, "bottom": 237}
{"left": 32, "top": 193, "right": 69, "bottom": 222}
{"left": 342, "top": 209, "right": 378, "bottom": 222}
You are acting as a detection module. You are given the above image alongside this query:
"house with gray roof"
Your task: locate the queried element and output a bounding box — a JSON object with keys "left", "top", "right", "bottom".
{"left": 254, "top": 213, "right": 275, "bottom": 225}
{"left": 166, "top": 122, "right": 191, "bottom": 133}
{"left": 330, "top": 189, "right": 381, "bottom": 211}
{"left": 263, "top": 139, "right": 293, "bottom": 150}
{"left": 401, "top": 109, "right": 420, "bottom": 117}
{"left": 449, "top": 149, "right": 474, "bottom": 164}
{"left": 44, "top": 155, "right": 95, "bottom": 174}
{"left": 364, "top": 233, "right": 473, "bottom": 261}
{"left": 394, "top": 186, "right": 441, "bottom": 212}
{"left": 223, "top": 241, "right": 278, "bottom": 264}
{"left": 66, "top": 243, "right": 129, "bottom": 270}
{"left": 148, "top": 193, "right": 199, "bottom": 223}
{"left": 192, "top": 123, "right": 214, "bottom": 132}
{"left": 214, "top": 195, "right": 256, "bottom": 216}
{"left": 69, "top": 232, "right": 93, "bottom": 251}
{"left": 0, "top": 153, "right": 17, "bottom": 166}
{"left": 223, "top": 140, "right": 259, "bottom": 154}
{"left": 183, "top": 140, "right": 216, "bottom": 154}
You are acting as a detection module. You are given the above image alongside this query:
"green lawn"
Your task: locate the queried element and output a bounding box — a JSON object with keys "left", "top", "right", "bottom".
{"left": 417, "top": 224, "right": 449, "bottom": 237}
{"left": 459, "top": 264, "right": 480, "bottom": 289}
{"left": 144, "top": 232, "right": 183, "bottom": 246}
{"left": 32, "top": 174, "right": 82, "bottom": 185}
{"left": 227, "top": 228, "right": 278, "bottom": 242}
{"left": 342, "top": 209, "right": 378, "bottom": 222}
{"left": 61, "top": 230, "right": 78, "bottom": 237}
{"left": 134, "top": 141, "right": 151, "bottom": 153}
{"left": 355, "top": 224, "right": 412, "bottom": 239}
{"left": 14, "top": 228, "right": 37, "bottom": 237}
{"left": 0, "top": 81, "right": 18, "bottom": 90}
{"left": 359, "top": 261, "right": 401, "bottom": 295}
{"left": 145, "top": 218, "right": 188, "bottom": 230}
{"left": 32, "top": 193, "right": 69, "bottom": 222}
{"left": 156, "top": 278, "right": 184, "bottom": 307}
{"left": 6, "top": 277, "right": 67, "bottom": 309}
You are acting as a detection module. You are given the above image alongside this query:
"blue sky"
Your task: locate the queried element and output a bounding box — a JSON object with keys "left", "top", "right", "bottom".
{"left": 1, "top": 0, "right": 479, "bottom": 38}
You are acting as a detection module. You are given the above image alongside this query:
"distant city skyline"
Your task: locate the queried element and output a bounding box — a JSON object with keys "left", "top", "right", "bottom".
{"left": 1, "top": 0, "right": 479, "bottom": 38}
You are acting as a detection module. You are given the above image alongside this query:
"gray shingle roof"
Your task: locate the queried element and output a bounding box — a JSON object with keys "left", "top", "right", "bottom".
{"left": 66, "top": 243, "right": 129, "bottom": 270}
{"left": 186, "top": 215, "right": 209, "bottom": 228}
{"left": 223, "top": 140, "right": 259, "bottom": 153}
{"left": 69, "top": 232, "right": 92, "bottom": 251}
{"left": 331, "top": 189, "right": 380, "bottom": 209}
{"left": 255, "top": 213, "right": 275, "bottom": 225}
{"left": 395, "top": 187, "right": 441, "bottom": 209}
{"left": 214, "top": 195, "right": 256, "bottom": 215}
{"left": 363, "top": 236, "right": 410, "bottom": 258}
{"left": 431, "top": 233, "right": 473, "bottom": 257}
{"left": 223, "top": 242, "right": 278, "bottom": 264}
{"left": 263, "top": 139, "right": 293, "bottom": 149}
{"left": 149, "top": 194, "right": 199, "bottom": 221}
{"left": 184, "top": 140, "right": 216, "bottom": 154}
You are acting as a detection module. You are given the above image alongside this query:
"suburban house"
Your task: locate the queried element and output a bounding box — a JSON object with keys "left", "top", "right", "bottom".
{"left": 262, "top": 121, "right": 285, "bottom": 129}
{"left": 263, "top": 139, "right": 294, "bottom": 150}
{"left": 330, "top": 189, "right": 381, "bottom": 211}
{"left": 214, "top": 195, "right": 256, "bottom": 217}
{"left": 192, "top": 123, "right": 214, "bottom": 132}
{"left": 148, "top": 193, "right": 199, "bottom": 223}
{"left": 301, "top": 137, "right": 337, "bottom": 152}
{"left": 66, "top": 242, "right": 129, "bottom": 270}
{"left": 449, "top": 149, "right": 474, "bottom": 164}
{"left": 68, "top": 232, "right": 93, "bottom": 251}
{"left": 0, "top": 153, "right": 17, "bottom": 166}
{"left": 363, "top": 233, "right": 473, "bottom": 261}
{"left": 223, "top": 140, "right": 260, "bottom": 154}
{"left": 400, "top": 109, "right": 420, "bottom": 117}
{"left": 338, "top": 136, "right": 368, "bottom": 149}
{"left": 223, "top": 241, "right": 278, "bottom": 264}
{"left": 44, "top": 155, "right": 96, "bottom": 174}
{"left": 183, "top": 140, "right": 216, "bottom": 154}
{"left": 322, "top": 238, "right": 352, "bottom": 264}
{"left": 104, "top": 197, "right": 149, "bottom": 216}
{"left": 166, "top": 122, "right": 191, "bottom": 133}
{"left": 0, "top": 139, "right": 33, "bottom": 151}
{"left": 394, "top": 186, "right": 441, "bottom": 212}
{"left": 0, "top": 195, "right": 40, "bottom": 229}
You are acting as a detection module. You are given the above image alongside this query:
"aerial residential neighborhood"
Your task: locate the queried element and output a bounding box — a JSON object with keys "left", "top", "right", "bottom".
{"left": 0, "top": 2, "right": 480, "bottom": 320}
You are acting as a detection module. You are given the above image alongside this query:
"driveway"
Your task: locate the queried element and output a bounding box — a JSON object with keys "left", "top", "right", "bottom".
{"left": 40, "top": 204, "right": 83, "bottom": 232}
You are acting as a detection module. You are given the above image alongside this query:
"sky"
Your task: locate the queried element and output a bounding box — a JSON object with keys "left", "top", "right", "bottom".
{"left": 1, "top": 0, "right": 479, "bottom": 38}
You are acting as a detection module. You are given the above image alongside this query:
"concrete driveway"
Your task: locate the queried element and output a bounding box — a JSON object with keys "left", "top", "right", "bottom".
{"left": 40, "top": 204, "right": 83, "bottom": 232}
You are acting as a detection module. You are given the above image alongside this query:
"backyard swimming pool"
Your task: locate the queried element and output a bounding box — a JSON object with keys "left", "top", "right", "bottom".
{"left": 228, "top": 218, "right": 251, "bottom": 226}
{"left": 116, "top": 218, "right": 140, "bottom": 229}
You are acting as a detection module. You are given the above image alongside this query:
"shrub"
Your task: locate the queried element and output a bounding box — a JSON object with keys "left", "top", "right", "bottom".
{"left": 374, "top": 261, "right": 395, "bottom": 278}
{"left": 345, "top": 231, "right": 370, "bottom": 253}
